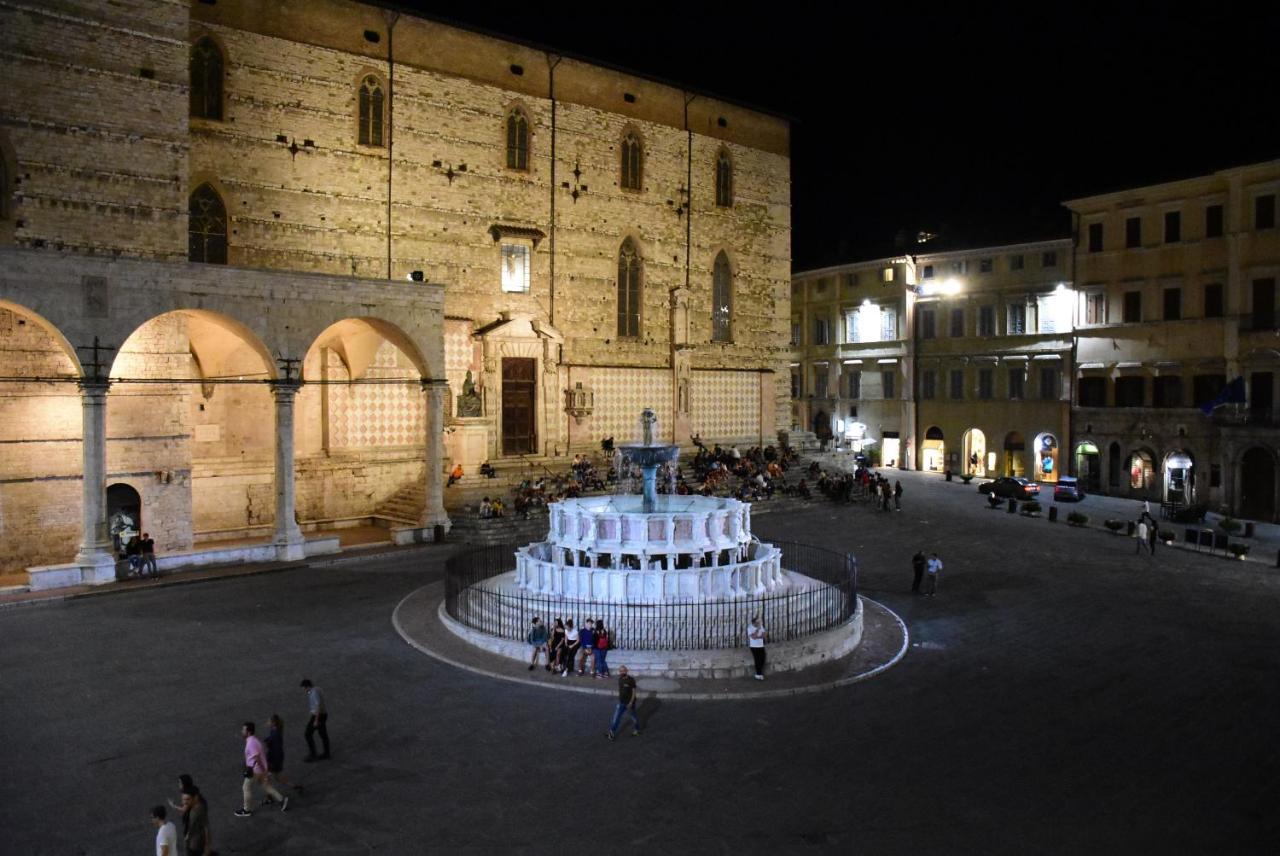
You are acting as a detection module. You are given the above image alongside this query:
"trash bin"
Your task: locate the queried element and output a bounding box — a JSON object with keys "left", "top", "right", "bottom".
{"left": 1007, "top": 498, "right": 1017, "bottom": 514}
{"left": 1048, "top": 506, "right": 1058, "bottom": 522}
{"left": 945, "top": 470, "right": 953, "bottom": 482}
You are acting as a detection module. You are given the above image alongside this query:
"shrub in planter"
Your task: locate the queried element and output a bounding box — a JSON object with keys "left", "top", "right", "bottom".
{"left": 1218, "top": 517, "right": 1243, "bottom": 535}
{"left": 1020, "top": 500, "right": 1042, "bottom": 516}
{"left": 1158, "top": 528, "right": 1175, "bottom": 544}
{"left": 1104, "top": 519, "right": 1125, "bottom": 533}
{"left": 1228, "top": 542, "right": 1250, "bottom": 559}
{"left": 961, "top": 473, "right": 974, "bottom": 484}
{"left": 1067, "top": 511, "right": 1089, "bottom": 527}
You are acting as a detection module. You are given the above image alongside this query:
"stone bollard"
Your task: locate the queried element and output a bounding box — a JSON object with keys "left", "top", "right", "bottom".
{"left": 1048, "top": 506, "right": 1058, "bottom": 523}
{"left": 1007, "top": 498, "right": 1017, "bottom": 514}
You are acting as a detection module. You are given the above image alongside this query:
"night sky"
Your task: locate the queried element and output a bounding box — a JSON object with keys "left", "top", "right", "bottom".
{"left": 397, "top": 2, "right": 1280, "bottom": 271}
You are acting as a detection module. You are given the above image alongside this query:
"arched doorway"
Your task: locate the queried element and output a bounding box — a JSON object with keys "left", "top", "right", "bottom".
{"left": 1163, "top": 450, "right": 1194, "bottom": 505}
{"left": 1108, "top": 441, "right": 1121, "bottom": 491}
{"left": 1003, "top": 431, "right": 1026, "bottom": 478}
{"left": 106, "top": 483, "right": 141, "bottom": 555}
{"left": 1240, "top": 447, "right": 1276, "bottom": 521}
{"left": 812, "top": 410, "right": 831, "bottom": 441}
{"left": 922, "top": 426, "right": 945, "bottom": 472}
{"left": 1033, "top": 432, "right": 1060, "bottom": 483}
{"left": 1074, "top": 442, "right": 1101, "bottom": 493}
{"left": 1126, "top": 449, "right": 1156, "bottom": 496}
{"left": 962, "top": 428, "right": 988, "bottom": 476}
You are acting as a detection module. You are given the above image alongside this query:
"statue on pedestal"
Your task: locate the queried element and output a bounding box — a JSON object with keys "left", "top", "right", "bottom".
{"left": 456, "top": 370, "right": 482, "bottom": 418}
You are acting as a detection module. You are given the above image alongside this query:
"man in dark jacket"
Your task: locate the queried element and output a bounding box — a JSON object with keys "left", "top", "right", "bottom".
{"left": 911, "top": 550, "right": 926, "bottom": 594}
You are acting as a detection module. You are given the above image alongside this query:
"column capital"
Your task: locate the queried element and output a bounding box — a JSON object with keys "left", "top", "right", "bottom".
{"left": 269, "top": 379, "right": 303, "bottom": 398}
{"left": 77, "top": 379, "right": 112, "bottom": 396}
{"left": 420, "top": 377, "right": 450, "bottom": 392}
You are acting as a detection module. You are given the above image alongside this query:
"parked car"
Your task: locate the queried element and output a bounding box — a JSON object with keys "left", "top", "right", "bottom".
{"left": 1053, "top": 476, "right": 1084, "bottom": 502}
{"left": 978, "top": 476, "right": 1040, "bottom": 499}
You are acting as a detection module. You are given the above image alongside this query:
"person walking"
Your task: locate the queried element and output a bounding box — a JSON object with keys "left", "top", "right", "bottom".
{"left": 235, "top": 722, "right": 286, "bottom": 817}
{"left": 1135, "top": 519, "right": 1150, "bottom": 555}
{"left": 1148, "top": 518, "right": 1159, "bottom": 555}
{"left": 264, "top": 714, "right": 300, "bottom": 800}
{"left": 746, "top": 615, "right": 767, "bottom": 680}
{"left": 140, "top": 532, "right": 158, "bottom": 578}
{"left": 300, "top": 679, "right": 330, "bottom": 762}
{"left": 560, "top": 619, "right": 580, "bottom": 677}
{"left": 925, "top": 552, "right": 943, "bottom": 596}
{"left": 593, "top": 620, "right": 611, "bottom": 678}
{"left": 605, "top": 665, "right": 641, "bottom": 740}
{"left": 577, "top": 619, "right": 595, "bottom": 675}
{"left": 168, "top": 775, "right": 211, "bottom": 856}
{"left": 894, "top": 480, "right": 903, "bottom": 511}
{"left": 911, "top": 550, "right": 926, "bottom": 594}
{"left": 152, "top": 805, "right": 178, "bottom": 856}
{"left": 526, "top": 617, "right": 549, "bottom": 670}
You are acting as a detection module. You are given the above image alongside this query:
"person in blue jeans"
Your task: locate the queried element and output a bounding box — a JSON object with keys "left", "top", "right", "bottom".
{"left": 606, "top": 666, "right": 640, "bottom": 740}
{"left": 593, "top": 619, "right": 611, "bottom": 678}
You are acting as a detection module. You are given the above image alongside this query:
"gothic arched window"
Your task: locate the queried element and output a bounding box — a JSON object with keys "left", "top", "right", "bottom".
{"left": 506, "top": 109, "right": 529, "bottom": 170}
{"left": 358, "top": 75, "right": 385, "bottom": 147}
{"left": 190, "top": 37, "right": 224, "bottom": 120}
{"left": 715, "top": 149, "right": 733, "bottom": 208}
{"left": 620, "top": 132, "right": 643, "bottom": 191}
{"left": 188, "top": 184, "right": 227, "bottom": 264}
{"left": 712, "top": 251, "right": 733, "bottom": 342}
{"left": 617, "top": 238, "right": 642, "bottom": 338}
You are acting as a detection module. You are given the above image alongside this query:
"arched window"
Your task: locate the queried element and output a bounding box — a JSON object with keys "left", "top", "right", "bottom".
{"left": 506, "top": 109, "right": 529, "bottom": 170}
{"left": 188, "top": 184, "right": 227, "bottom": 264}
{"left": 715, "top": 150, "right": 733, "bottom": 207}
{"left": 712, "top": 251, "right": 733, "bottom": 342}
{"left": 617, "top": 238, "right": 642, "bottom": 337}
{"left": 358, "top": 75, "right": 385, "bottom": 147}
{"left": 190, "top": 37, "right": 224, "bottom": 120}
{"left": 620, "top": 132, "right": 643, "bottom": 191}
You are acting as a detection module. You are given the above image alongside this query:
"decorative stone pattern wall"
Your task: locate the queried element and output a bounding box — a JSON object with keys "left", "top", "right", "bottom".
{"left": 691, "top": 370, "right": 763, "bottom": 443}
{"left": 588, "top": 368, "right": 673, "bottom": 445}
{"left": 328, "top": 342, "right": 424, "bottom": 448}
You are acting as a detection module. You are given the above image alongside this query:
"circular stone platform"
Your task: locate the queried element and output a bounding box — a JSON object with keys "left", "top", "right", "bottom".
{"left": 393, "top": 582, "right": 909, "bottom": 700}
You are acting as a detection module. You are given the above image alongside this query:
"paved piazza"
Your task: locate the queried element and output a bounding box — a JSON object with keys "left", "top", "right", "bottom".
{"left": 2, "top": 471, "right": 1277, "bottom": 854}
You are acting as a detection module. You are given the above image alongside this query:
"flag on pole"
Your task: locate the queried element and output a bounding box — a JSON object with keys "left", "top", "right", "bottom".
{"left": 1199, "top": 376, "right": 1246, "bottom": 415}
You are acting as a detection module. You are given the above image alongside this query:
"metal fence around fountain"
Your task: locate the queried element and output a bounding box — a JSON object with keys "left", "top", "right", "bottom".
{"left": 444, "top": 540, "right": 858, "bottom": 651}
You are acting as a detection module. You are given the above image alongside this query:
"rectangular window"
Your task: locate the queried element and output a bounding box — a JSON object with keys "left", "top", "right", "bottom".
{"left": 1009, "top": 368, "right": 1025, "bottom": 400}
{"left": 814, "top": 369, "right": 828, "bottom": 399}
{"left": 791, "top": 322, "right": 801, "bottom": 346}
{"left": 1126, "top": 216, "right": 1142, "bottom": 248}
{"left": 1078, "top": 376, "right": 1107, "bottom": 407}
{"left": 1163, "top": 287, "right": 1182, "bottom": 321}
{"left": 843, "top": 272, "right": 858, "bottom": 289}
{"left": 814, "top": 317, "right": 830, "bottom": 345}
{"left": 1205, "top": 204, "right": 1224, "bottom": 238}
{"left": 1254, "top": 278, "right": 1277, "bottom": 330}
{"left": 949, "top": 369, "right": 964, "bottom": 400}
{"left": 880, "top": 308, "right": 897, "bottom": 341}
{"left": 1257, "top": 194, "right": 1277, "bottom": 230}
{"left": 791, "top": 371, "right": 801, "bottom": 399}
{"left": 1164, "top": 210, "right": 1181, "bottom": 243}
{"left": 921, "top": 309, "right": 936, "bottom": 339}
{"left": 1042, "top": 250, "right": 1058, "bottom": 268}
{"left": 500, "top": 243, "right": 531, "bottom": 293}
{"left": 1039, "top": 367, "right": 1058, "bottom": 401}
{"left": 1123, "top": 291, "right": 1142, "bottom": 323}
{"left": 978, "top": 305, "right": 995, "bottom": 336}
{"left": 1115, "top": 376, "right": 1145, "bottom": 407}
{"left": 978, "top": 369, "right": 993, "bottom": 399}
{"left": 952, "top": 260, "right": 968, "bottom": 274}
{"left": 922, "top": 370, "right": 936, "bottom": 400}
{"left": 922, "top": 264, "right": 934, "bottom": 279}
{"left": 845, "top": 310, "right": 860, "bottom": 343}
{"left": 1085, "top": 292, "right": 1106, "bottom": 324}
{"left": 882, "top": 370, "right": 895, "bottom": 400}
{"left": 950, "top": 307, "right": 965, "bottom": 337}
{"left": 1153, "top": 376, "right": 1183, "bottom": 408}
{"left": 1008, "top": 303, "right": 1026, "bottom": 334}
{"left": 883, "top": 266, "right": 895, "bottom": 282}
{"left": 1211, "top": 464, "right": 1222, "bottom": 488}
{"left": 1193, "top": 374, "right": 1226, "bottom": 408}
{"left": 848, "top": 370, "right": 861, "bottom": 400}
{"left": 1087, "top": 223, "right": 1103, "bottom": 253}
{"left": 1204, "top": 283, "right": 1224, "bottom": 318}
{"left": 1010, "top": 254, "right": 1024, "bottom": 271}
{"left": 979, "top": 258, "right": 993, "bottom": 273}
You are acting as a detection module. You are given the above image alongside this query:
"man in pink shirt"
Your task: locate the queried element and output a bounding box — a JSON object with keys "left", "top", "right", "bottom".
{"left": 234, "top": 721, "right": 286, "bottom": 817}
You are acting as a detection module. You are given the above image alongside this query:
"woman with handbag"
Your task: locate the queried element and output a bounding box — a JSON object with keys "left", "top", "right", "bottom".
{"left": 547, "top": 618, "right": 566, "bottom": 672}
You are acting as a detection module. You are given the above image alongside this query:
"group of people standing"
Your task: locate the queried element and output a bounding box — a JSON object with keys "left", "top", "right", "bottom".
{"left": 527, "top": 617, "right": 613, "bottom": 677}
{"left": 1135, "top": 506, "right": 1161, "bottom": 555}
{"left": 148, "top": 678, "right": 332, "bottom": 855}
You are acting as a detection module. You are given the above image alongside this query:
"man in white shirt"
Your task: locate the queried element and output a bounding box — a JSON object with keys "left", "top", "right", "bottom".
{"left": 151, "top": 805, "right": 177, "bottom": 856}
{"left": 746, "top": 616, "right": 767, "bottom": 680}
{"left": 925, "top": 553, "right": 943, "bottom": 596}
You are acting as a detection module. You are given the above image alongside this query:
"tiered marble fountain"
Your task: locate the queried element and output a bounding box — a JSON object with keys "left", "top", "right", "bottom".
{"left": 442, "top": 409, "right": 862, "bottom": 678}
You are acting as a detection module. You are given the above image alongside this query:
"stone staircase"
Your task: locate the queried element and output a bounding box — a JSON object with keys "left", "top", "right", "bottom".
{"left": 373, "top": 481, "right": 425, "bottom": 526}
{"left": 447, "top": 511, "right": 551, "bottom": 547}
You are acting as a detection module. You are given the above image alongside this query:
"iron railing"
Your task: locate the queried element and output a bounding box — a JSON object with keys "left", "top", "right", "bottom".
{"left": 443, "top": 540, "right": 857, "bottom": 651}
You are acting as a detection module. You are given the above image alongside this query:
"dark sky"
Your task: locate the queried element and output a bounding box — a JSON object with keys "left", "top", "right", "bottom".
{"left": 397, "top": 2, "right": 1280, "bottom": 271}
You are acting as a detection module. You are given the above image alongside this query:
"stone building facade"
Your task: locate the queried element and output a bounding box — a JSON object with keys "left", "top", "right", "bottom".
{"left": 0, "top": 0, "right": 790, "bottom": 578}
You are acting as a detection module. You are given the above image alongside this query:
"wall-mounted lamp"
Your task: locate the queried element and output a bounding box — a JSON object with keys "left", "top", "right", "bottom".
{"left": 407, "top": 270, "right": 424, "bottom": 282}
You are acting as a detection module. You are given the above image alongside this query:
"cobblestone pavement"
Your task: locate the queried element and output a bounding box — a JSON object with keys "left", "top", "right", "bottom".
{"left": 2, "top": 469, "right": 1278, "bottom": 854}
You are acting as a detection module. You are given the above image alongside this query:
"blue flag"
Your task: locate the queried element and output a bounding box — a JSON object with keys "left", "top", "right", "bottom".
{"left": 1200, "top": 376, "right": 1246, "bottom": 415}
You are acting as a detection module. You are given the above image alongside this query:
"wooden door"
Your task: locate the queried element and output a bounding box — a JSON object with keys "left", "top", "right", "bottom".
{"left": 501, "top": 358, "right": 536, "bottom": 455}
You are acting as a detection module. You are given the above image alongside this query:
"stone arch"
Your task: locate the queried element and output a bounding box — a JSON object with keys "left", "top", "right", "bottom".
{"left": 619, "top": 125, "right": 645, "bottom": 191}
{"left": 714, "top": 145, "right": 734, "bottom": 207}
{"left": 1125, "top": 446, "right": 1157, "bottom": 496}
{"left": 1003, "top": 430, "right": 1026, "bottom": 478}
{"left": 108, "top": 309, "right": 277, "bottom": 381}
{"left": 922, "top": 426, "right": 945, "bottom": 472}
{"left": 0, "top": 298, "right": 83, "bottom": 377}
{"left": 1033, "top": 432, "right": 1060, "bottom": 483}
{"left": 503, "top": 100, "right": 532, "bottom": 170}
{"left": 1162, "top": 448, "right": 1195, "bottom": 504}
{"left": 189, "top": 33, "right": 227, "bottom": 121}
{"left": 303, "top": 317, "right": 430, "bottom": 382}
{"left": 711, "top": 249, "right": 733, "bottom": 343}
{"left": 962, "top": 427, "right": 988, "bottom": 476}
{"left": 354, "top": 68, "right": 388, "bottom": 147}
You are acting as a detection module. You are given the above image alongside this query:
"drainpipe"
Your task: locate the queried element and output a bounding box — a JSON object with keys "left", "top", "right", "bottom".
{"left": 385, "top": 12, "right": 399, "bottom": 280}
{"left": 547, "top": 53, "right": 562, "bottom": 327}
{"left": 684, "top": 93, "right": 695, "bottom": 292}
{"left": 1068, "top": 217, "right": 1080, "bottom": 481}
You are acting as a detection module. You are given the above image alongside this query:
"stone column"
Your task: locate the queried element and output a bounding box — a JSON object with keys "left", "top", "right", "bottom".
{"left": 271, "top": 381, "right": 306, "bottom": 561}
{"left": 75, "top": 380, "right": 116, "bottom": 584}
{"left": 421, "top": 380, "right": 452, "bottom": 533}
